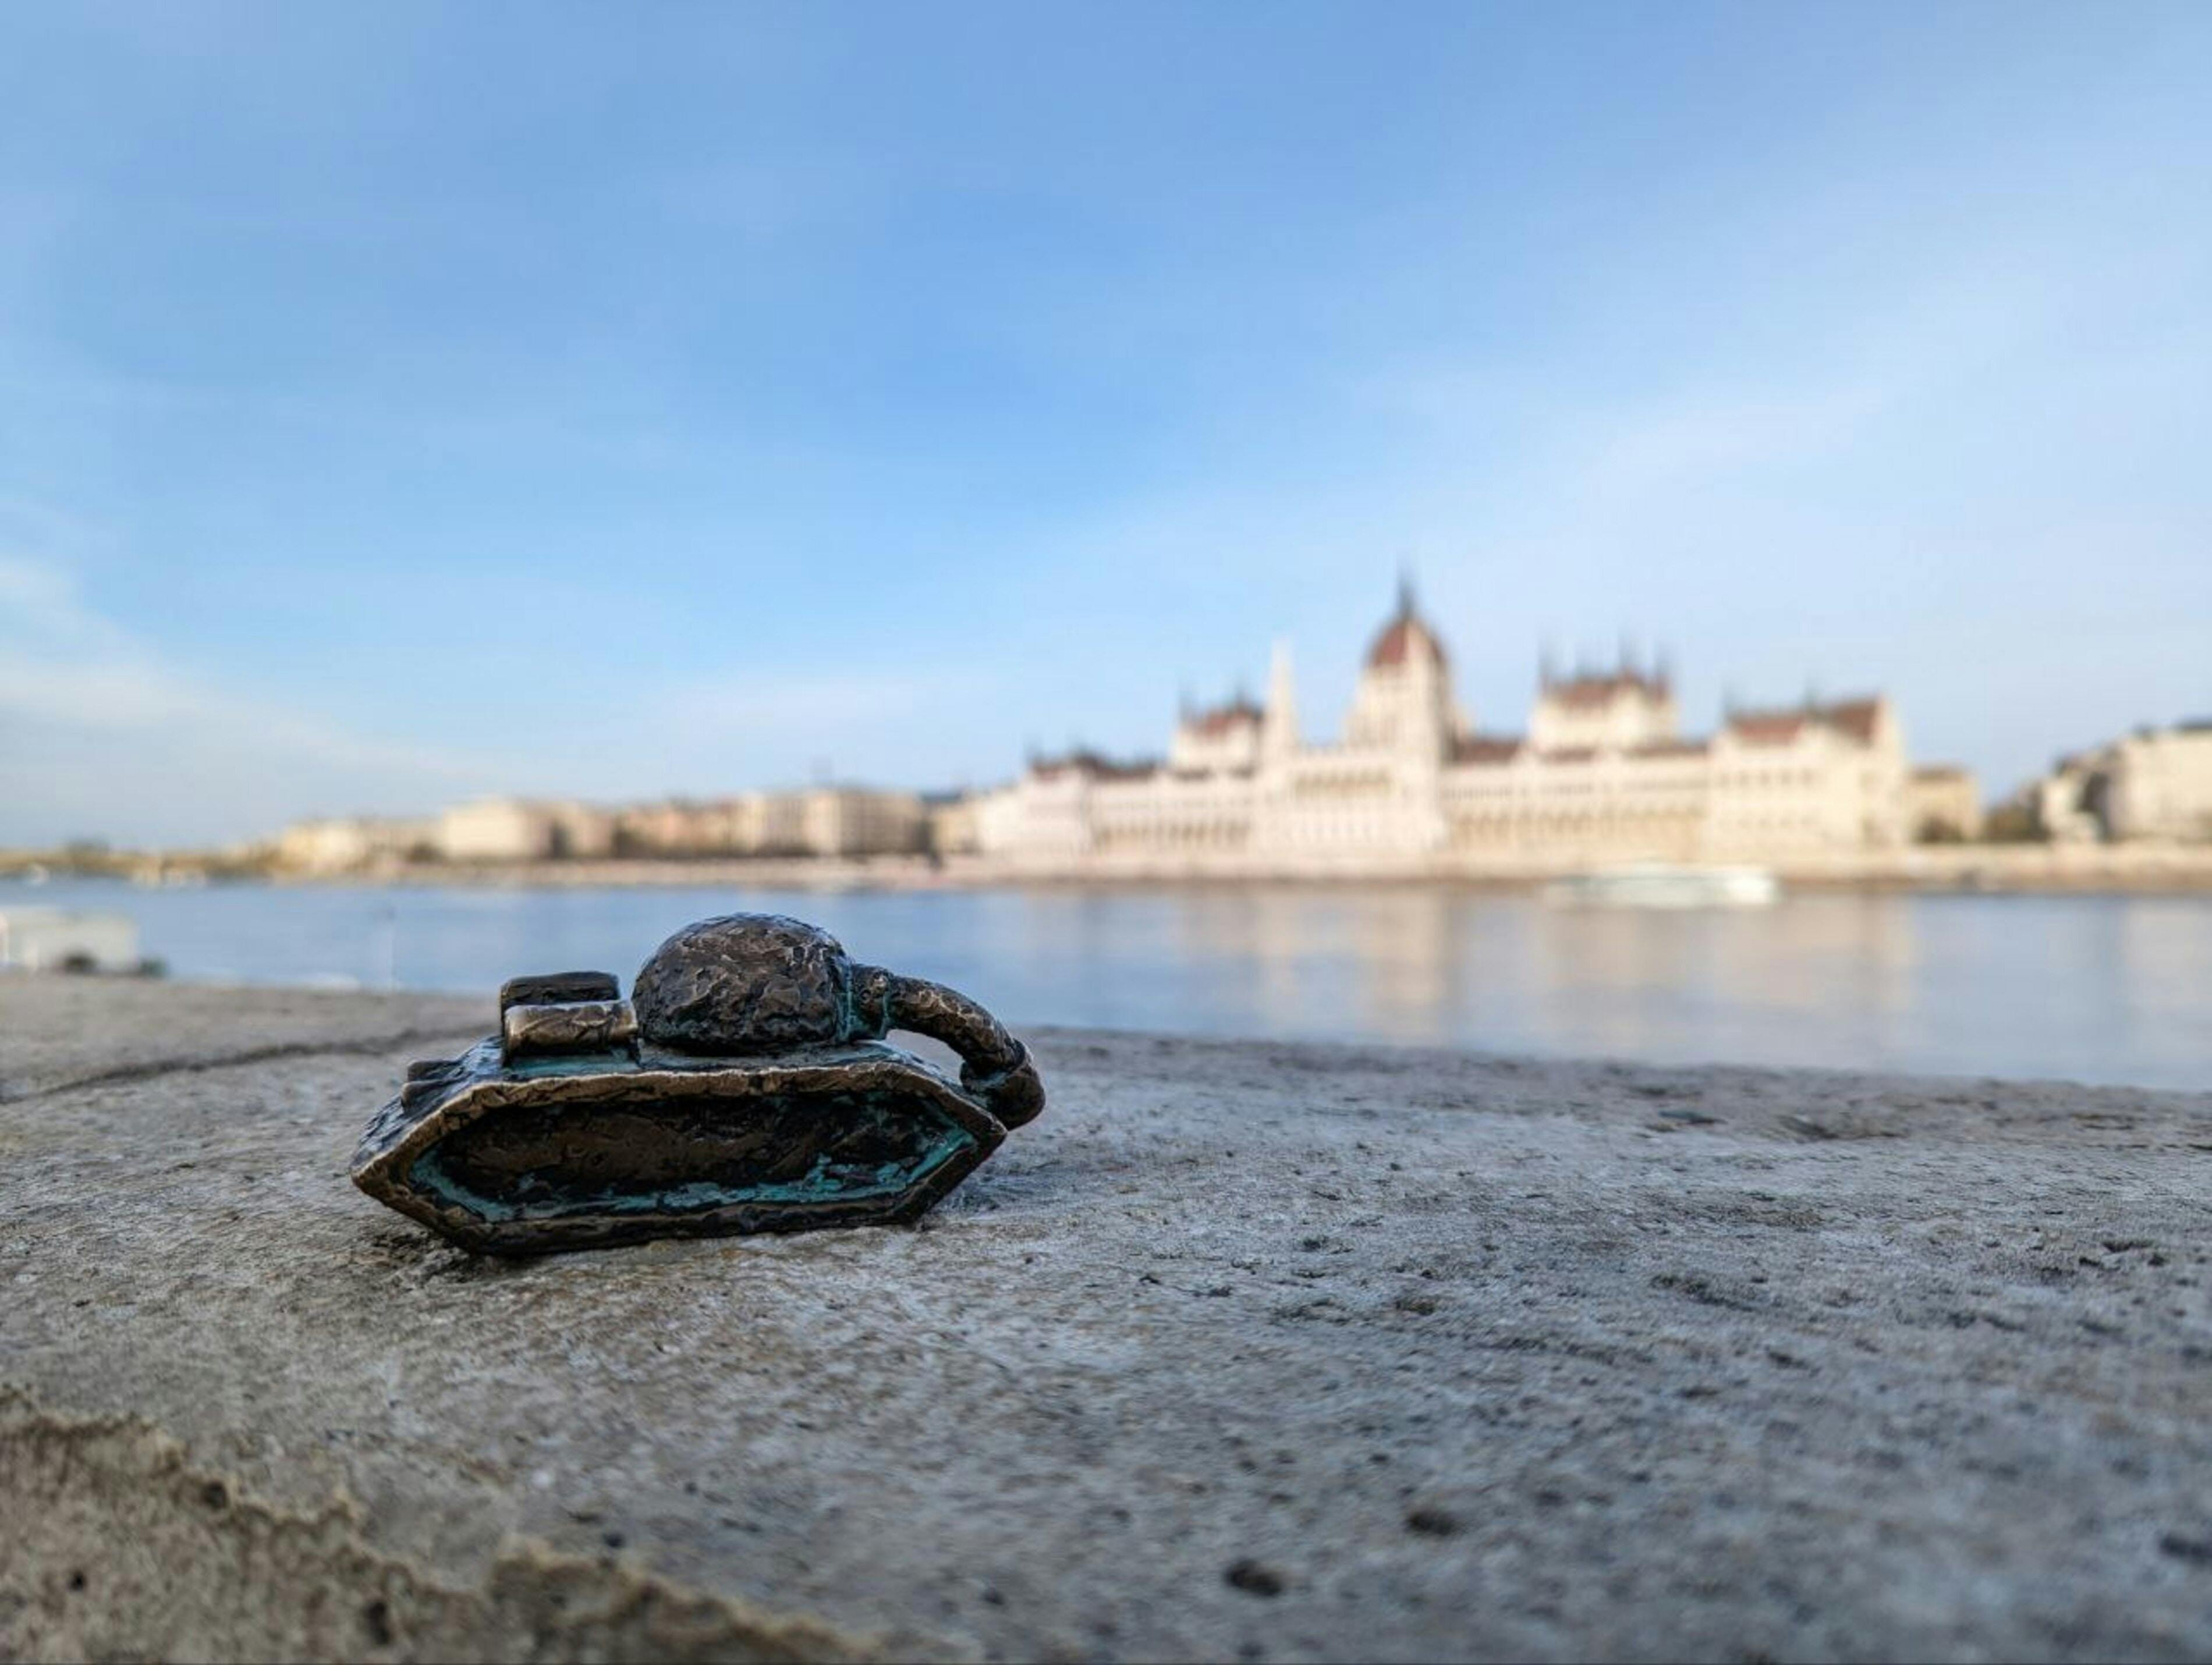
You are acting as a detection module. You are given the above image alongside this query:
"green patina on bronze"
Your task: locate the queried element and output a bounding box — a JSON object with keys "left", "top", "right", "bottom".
{"left": 352, "top": 914, "right": 1043, "bottom": 1255}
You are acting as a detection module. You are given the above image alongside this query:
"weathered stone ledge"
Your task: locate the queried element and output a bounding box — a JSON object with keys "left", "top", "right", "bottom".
{"left": 4, "top": 978, "right": 2210, "bottom": 1661}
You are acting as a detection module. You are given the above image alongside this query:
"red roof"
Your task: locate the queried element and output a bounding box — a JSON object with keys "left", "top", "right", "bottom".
{"left": 1369, "top": 616, "right": 1446, "bottom": 669}
{"left": 1728, "top": 713, "right": 1806, "bottom": 745}
{"left": 1821, "top": 698, "right": 1881, "bottom": 743}
{"left": 1727, "top": 697, "right": 1883, "bottom": 747}
{"left": 1031, "top": 750, "right": 1161, "bottom": 783}
{"left": 1545, "top": 670, "right": 1669, "bottom": 709}
{"left": 1451, "top": 734, "right": 1524, "bottom": 764}
{"left": 1183, "top": 699, "right": 1263, "bottom": 737}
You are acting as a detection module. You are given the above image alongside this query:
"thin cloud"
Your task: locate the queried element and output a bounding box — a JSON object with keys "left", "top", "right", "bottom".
{"left": 0, "top": 553, "right": 485, "bottom": 845}
{"left": 1588, "top": 378, "right": 1896, "bottom": 495}
{"left": 527, "top": 665, "right": 1011, "bottom": 801}
{"left": 0, "top": 552, "right": 1013, "bottom": 843}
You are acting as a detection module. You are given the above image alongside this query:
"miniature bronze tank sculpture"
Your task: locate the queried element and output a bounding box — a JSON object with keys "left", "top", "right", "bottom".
{"left": 352, "top": 914, "right": 1044, "bottom": 1254}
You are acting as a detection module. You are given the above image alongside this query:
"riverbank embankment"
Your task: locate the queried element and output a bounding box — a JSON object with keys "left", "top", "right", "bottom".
{"left": 5, "top": 978, "right": 2211, "bottom": 1660}
{"left": 16, "top": 839, "right": 2212, "bottom": 894}
{"left": 244, "top": 840, "right": 2212, "bottom": 894}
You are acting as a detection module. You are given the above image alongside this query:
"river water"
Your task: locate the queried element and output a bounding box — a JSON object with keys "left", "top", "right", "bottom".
{"left": 9, "top": 878, "right": 2211, "bottom": 1089}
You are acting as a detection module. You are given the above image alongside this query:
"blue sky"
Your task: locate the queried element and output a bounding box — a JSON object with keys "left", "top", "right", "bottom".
{"left": 2, "top": 2, "right": 2208, "bottom": 846}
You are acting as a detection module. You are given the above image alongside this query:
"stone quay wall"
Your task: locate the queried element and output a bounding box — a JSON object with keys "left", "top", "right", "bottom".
{"left": 4, "top": 977, "right": 2211, "bottom": 1660}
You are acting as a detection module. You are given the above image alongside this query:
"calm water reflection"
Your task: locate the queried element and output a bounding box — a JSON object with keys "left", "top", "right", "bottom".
{"left": 12, "top": 879, "right": 2212, "bottom": 1089}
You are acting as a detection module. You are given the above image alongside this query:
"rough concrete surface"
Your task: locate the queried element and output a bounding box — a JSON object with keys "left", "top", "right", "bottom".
{"left": 4, "top": 977, "right": 2212, "bottom": 1663}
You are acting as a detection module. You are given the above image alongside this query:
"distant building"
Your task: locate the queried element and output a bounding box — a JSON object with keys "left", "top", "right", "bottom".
{"left": 274, "top": 816, "right": 433, "bottom": 874}
{"left": 2036, "top": 720, "right": 2212, "bottom": 843}
{"left": 974, "top": 584, "right": 1914, "bottom": 869}
{"left": 436, "top": 799, "right": 615, "bottom": 861}
{"left": 924, "top": 792, "right": 981, "bottom": 857}
{"left": 613, "top": 789, "right": 927, "bottom": 859}
{"left": 282, "top": 787, "right": 926, "bottom": 870}
{"left": 435, "top": 799, "right": 544, "bottom": 861}
{"left": 799, "top": 787, "right": 928, "bottom": 857}
{"left": 1907, "top": 766, "right": 1983, "bottom": 842}
{"left": 616, "top": 798, "right": 756, "bottom": 857}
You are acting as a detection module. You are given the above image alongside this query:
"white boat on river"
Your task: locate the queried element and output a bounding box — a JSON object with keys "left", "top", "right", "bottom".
{"left": 0, "top": 906, "right": 145, "bottom": 972}
{"left": 1543, "top": 862, "right": 1781, "bottom": 909}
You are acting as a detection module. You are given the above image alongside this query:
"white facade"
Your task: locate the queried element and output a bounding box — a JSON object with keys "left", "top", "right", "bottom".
{"left": 2108, "top": 725, "right": 2212, "bottom": 840}
{"left": 435, "top": 799, "right": 615, "bottom": 861}
{"left": 617, "top": 789, "right": 927, "bottom": 858}
{"left": 800, "top": 787, "right": 928, "bottom": 857}
{"left": 974, "top": 590, "right": 1913, "bottom": 870}
{"left": 1529, "top": 665, "right": 1678, "bottom": 752}
{"left": 274, "top": 816, "right": 433, "bottom": 874}
{"left": 2037, "top": 722, "right": 2212, "bottom": 842}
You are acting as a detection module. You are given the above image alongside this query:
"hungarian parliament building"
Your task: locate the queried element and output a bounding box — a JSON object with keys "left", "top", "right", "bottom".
{"left": 972, "top": 585, "right": 1948, "bottom": 872}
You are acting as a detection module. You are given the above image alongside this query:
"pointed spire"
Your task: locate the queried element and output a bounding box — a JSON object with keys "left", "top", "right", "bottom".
{"left": 1264, "top": 637, "right": 1299, "bottom": 759}
{"left": 1540, "top": 641, "right": 1558, "bottom": 693}
{"left": 1396, "top": 566, "right": 1417, "bottom": 620}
